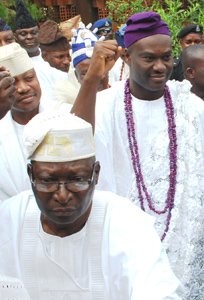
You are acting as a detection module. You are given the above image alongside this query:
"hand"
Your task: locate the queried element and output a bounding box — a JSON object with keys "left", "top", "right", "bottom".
{"left": 72, "top": 41, "right": 122, "bottom": 127}
{"left": 0, "top": 66, "right": 15, "bottom": 119}
{"left": 85, "top": 40, "right": 122, "bottom": 82}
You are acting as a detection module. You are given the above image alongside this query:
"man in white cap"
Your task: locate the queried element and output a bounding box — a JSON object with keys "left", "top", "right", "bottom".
{"left": 0, "top": 39, "right": 120, "bottom": 201}
{"left": 0, "top": 42, "right": 59, "bottom": 201}
{"left": 0, "top": 109, "right": 181, "bottom": 299}
{"left": 0, "top": 42, "right": 42, "bottom": 200}
{"left": 0, "top": 18, "right": 16, "bottom": 119}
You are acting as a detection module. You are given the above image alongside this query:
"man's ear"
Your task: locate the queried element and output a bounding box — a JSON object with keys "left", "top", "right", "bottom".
{"left": 185, "top": 67, "right": 195, "bottom": 79}
{"left": 41, "top": 50, "right": 47, "bottom": 61}
{"left": 74, "top": 69, "right": 79, "bottom": 81}
{"left": 124, "top": 48, "right": 131, "bottom": 66}
{"left": 27, "top": 163, "right": 32, "bottom": 178}
{"left": 14, "top": 33, "right": 18, "bottom": 42}
{"left": 94, "top": 161, "right": 100, "bottom": 185}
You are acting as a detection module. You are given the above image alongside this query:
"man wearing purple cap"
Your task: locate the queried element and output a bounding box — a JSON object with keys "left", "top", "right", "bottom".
{"left": 90, "top": 11, "right": 204, "bottom": 300}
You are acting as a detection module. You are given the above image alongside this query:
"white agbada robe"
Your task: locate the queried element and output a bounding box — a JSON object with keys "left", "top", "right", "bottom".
{"left": 108, "top": 57, "right": 129, "bottom": 84}
{"left": 0, "top": 111, "right": 30, "bottom": 201}
{"left": 95, "top": 79, "right": 204, "bottom": 299}
{"left": 0, "top": 189, "right": 181, "bottom": 300}
{"left": 0, "top": 103, "right": 72, "bottom": 201}
{"left": 31, "top": 53, "right": 80, "bottom": 107}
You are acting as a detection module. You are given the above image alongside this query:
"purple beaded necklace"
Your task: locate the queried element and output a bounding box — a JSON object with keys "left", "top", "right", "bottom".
{"left": 124, "top": 79, "right": 177, "bottom": 241}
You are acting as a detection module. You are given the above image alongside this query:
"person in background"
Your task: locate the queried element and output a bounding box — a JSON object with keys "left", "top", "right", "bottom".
{"left": 0, "top": 18, "right": 15, "bottom": 46}
{"left": 0, "top": 19, "right": 16, "bottom": 119}
{"left": 181, "top": 43, "right": 204, "bottom": 100}
{"left": 71, "top": 26, "right": 110, "bottom": 91}
{"left": 0, "top": 109, "right": 181, "bottom": 300}
{"left": 91, "top": 17, "right": 113, "bottom": 40}
{"left": 37, "top": 18, "right": 79, "bottom": 99}
{"left": 108, "top": 24, "right": 129, "bottom": 84}
{"left": 39, "top": 19, "right": 71, "bottom": 73}
{"left": 13, "top": 0, "right": 40, "bottom": 58}
{"left": 0, "top": 42, "right": 52, "bottom": 201}
{"left": 170, "top": 23, "right": 203, "bottom": 81}
{"left": 13, "top": 0, "right": 80, "bottom": 103}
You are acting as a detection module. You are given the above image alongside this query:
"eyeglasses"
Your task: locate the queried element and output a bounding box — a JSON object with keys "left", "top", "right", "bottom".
{"left": 30, "top": 163, "right": 96, "bottom": 193}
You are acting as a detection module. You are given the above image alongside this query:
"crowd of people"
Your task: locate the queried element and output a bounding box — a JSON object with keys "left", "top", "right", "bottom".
{"left": 0, "top": 0, "right": 203, "bottom": 299}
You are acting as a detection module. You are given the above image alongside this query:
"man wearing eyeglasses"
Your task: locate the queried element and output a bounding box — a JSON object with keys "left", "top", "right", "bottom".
{"left": 0, "top": 110, "right": 181, "bottom": 299}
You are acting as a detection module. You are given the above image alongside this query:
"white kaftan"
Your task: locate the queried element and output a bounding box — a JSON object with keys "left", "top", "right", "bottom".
{"left": 0, "top": 189, "right": 181, "bottom": 300}
{"left": 31, "top": 54, "right": 80, "bottom": 107}
{"left": 95, "top": 79, "right": 204, "bottom": 299}
{"left": 109, "top": 57, "right": 129, "bottom": 84}
{"left": 0, "top": 112, "right": 30, "bottom": 201}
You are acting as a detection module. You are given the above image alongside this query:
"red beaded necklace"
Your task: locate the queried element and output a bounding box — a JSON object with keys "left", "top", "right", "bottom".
{"left": 124, "top": 79, "right": 177, "bottom": 240}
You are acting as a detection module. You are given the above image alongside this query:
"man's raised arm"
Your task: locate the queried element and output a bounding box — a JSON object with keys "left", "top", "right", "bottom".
{"left": 71, "top": 40, "right": 122, "bottom": 130}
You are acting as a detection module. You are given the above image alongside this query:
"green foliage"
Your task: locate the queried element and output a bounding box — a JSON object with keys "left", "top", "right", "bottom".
{"left": 25, "top": 1, "right": 44, "bottom": 22}
{"left": 0, "top": 0, "right": 16, "bottom": 26}
{"left": 107, "top": 0, "right": 149, "bottom": 26}
{"left": 107, "top": 0, "right": 204, "bottom": 57}
{"left": 0, "top": 0, "right": 44, "bottom": 27}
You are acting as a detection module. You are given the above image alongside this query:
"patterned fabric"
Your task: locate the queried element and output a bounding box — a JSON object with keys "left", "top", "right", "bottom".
{"left": 0, "top": 189, "right": 181, "bottom": 299}
{"left": 0, "top": 275, "right": 30, "bottom": 299}
{"left": 95, "top": 79, "right": 204, "bottom": 299}
{"left": 14, "top": 0, "right": 37, "bottom": 30}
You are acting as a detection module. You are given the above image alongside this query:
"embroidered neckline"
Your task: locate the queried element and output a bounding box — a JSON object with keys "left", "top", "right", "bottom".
{"left": 124, "top": 79, "right": 177, "bottom": 240}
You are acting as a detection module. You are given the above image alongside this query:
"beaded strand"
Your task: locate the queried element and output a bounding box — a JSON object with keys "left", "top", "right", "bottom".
{"left": 119, "top": 61, "right": 125, "bottom": 81}
{"left": 124, "top": 80, "right": 177, "bottom": 241}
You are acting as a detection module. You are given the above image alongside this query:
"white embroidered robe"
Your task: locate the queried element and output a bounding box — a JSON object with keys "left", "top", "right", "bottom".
{"left": 95, "top": 79, "right": 204, "bottom": 299}
{"left": 0, "top": 190, "right": 181, "bottom": 300}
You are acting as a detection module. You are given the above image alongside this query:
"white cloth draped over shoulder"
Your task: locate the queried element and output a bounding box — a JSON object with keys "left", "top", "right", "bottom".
{"left": 31, "top": 54, "right": 80, "bottom": 107}
{"left": 0, "top": 189, "right": 181, "bottom": 300}
{"left": 95, "top": 79, "right": 204, "bottom": 299}
{"left": 0, "top": 112, "right": 30, "bottom": 201}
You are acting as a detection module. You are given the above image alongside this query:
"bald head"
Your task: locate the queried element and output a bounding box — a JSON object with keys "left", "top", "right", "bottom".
{"left": 181, "top": 44, "right": 204, "bottom": 71}
{"left": 181, "top": 44, "right": 204, "bottom": 99}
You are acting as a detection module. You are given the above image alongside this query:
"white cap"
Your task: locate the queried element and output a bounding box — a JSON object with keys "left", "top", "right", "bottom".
{"left": 0, "top": 275, "right": 30, "bottom": 299}
{"left": 0, "top": 42, "right": 33, "bottom": 77}
{"left": 24, "top": 106, "right": 95, "bottom": 162}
